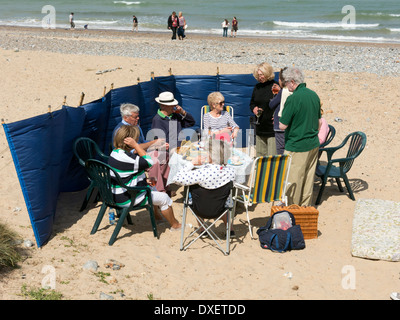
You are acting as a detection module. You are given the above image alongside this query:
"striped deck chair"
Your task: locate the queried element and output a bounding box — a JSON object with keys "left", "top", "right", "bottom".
{"left": 200, "top": 105, "right": 234, "bottom": 132}
{"left": 232, "top": 155, "right": 292, "bottom": 238}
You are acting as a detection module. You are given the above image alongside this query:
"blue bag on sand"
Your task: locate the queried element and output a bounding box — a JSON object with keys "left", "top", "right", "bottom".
{"left": 257, "top": 210, "right": 305, "bottom": 253}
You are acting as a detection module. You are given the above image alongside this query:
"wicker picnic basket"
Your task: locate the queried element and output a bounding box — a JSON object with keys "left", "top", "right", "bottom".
{"left": 270, "top": 204, "right": 319, "bottom": 240}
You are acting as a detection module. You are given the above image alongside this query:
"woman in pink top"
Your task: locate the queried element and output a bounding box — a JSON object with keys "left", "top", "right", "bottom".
{"left": 177, "top": 12, "right": 186, "bottom": 40}
{"left": 318, "top": 107, "right": 329, "bottom": 144}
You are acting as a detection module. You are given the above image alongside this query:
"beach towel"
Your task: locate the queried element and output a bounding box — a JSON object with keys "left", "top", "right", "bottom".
{"left": 351, "top": 199, "right": 400, "bottom": 262}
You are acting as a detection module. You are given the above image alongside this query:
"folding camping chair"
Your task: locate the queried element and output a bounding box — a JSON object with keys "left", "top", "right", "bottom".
{"left": 73, "top": 137, "right": 109, "bottom": 211}
{"left": 232, "top": 154, "right": 292, "bottom": 239}
{"left": 85, "top": 159, "right": 159, "bottom": 246}
{"left": 180, "top": 182, "right": 234, "bottom": 255}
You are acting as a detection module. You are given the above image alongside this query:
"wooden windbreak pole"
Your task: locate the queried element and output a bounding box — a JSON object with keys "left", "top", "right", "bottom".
{"left": 79, "top": 92, "right": 85, "bottom": 106}
{"left": 151, "top": 71, "right": 154, "bottom": 79}
{"left": 63, "top": 96, "right": 67, "bottom": 106}
{"left": 168, "top": 68, "right": 172, "bottom": 76}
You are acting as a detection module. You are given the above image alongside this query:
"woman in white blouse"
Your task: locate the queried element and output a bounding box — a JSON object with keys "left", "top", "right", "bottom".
{"left": 203, "top": 92, "right": 239, "bottom": 143}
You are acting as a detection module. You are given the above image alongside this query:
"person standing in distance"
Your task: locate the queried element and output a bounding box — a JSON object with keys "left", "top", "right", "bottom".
{"left": 132, "top": 15, "right": 138, "bottom": 32}
{"left": 69, "top": 12, "right": 75, "bottom": 29}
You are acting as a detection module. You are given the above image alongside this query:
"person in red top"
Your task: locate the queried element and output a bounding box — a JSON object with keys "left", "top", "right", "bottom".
{"left": 231, "top": 17, "right": 238, "bottom": 37}
{"left": 167, "top": 11, "right": 179, "bottom": 40}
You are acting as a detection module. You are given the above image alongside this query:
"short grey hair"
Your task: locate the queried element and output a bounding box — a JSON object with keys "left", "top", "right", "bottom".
{"left": 120, "top": 103, "right": 140, "bottom": 118}
{"left": 282, "top": 67, "right": 305, "bottom": 85}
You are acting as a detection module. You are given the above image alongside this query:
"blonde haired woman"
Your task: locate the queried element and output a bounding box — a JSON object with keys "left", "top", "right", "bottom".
{"left": 203, "top": 91, "right": 239, "bottom": 143}
{"left": 109, "top": 125, "right": 181, "bottom": 231}
{"left": 250, "top": 62, "right": 278, "bottom": 157}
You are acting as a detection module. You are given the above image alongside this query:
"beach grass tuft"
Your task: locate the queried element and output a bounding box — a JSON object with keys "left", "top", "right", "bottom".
{"left": 0, "top": 222, "right": 22, "bottom": 269}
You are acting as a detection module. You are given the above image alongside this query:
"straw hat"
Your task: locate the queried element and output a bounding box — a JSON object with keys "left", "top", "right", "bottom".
{"left": 155, "top": 91, "right": 178, "bottom": 106}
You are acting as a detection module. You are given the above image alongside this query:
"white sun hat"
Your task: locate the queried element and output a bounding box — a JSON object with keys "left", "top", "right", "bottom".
{"left": 155, "top": 91, "right": 178, "bottom": 106}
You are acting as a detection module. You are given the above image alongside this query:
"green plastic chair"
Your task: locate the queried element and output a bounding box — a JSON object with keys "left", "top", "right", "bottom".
{"left": 73, "top": 137, "right": 109, "bottom": 212}
{"left": 315, "top": 131, "right": 367, "bottom": 205}
{"left": 85, "top": 159, "right": 159, "bottom": 246}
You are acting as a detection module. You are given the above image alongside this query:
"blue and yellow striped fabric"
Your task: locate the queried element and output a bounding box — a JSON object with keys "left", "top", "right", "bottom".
{"left": 250, "top": 155, "right": 290, "bottom": 204}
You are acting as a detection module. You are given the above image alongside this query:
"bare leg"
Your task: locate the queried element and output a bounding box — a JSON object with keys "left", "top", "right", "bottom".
{"left": 161, "top": 206, "right": 181, "bottom": 229}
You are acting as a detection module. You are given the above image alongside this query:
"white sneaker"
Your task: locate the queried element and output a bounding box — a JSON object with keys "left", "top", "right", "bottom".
{"left": 390, "top": 292, "right": 400, "bottom": 300}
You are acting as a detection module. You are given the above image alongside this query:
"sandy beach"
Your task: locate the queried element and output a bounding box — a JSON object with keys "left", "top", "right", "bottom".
{"left": 0, "top": 26, "right": 399, "bottom": 301}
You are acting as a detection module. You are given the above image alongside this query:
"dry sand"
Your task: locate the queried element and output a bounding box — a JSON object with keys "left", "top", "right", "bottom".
{"left": 0, "top": 27, "right": 399, "bottom": 301}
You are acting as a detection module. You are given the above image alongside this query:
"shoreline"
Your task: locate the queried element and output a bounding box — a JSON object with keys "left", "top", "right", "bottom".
{"left": 1, "top": 24, "right": 399, "bottom": 79}
{"left": 2, "top": 24, "right": 400, "bottom": 49}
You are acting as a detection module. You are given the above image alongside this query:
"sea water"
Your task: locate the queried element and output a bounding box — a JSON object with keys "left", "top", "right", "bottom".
{"left": 0, "top": 0, "right": 399, "bottom": 43}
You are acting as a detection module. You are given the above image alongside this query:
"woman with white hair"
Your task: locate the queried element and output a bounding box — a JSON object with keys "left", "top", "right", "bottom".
{"left": 203, "top": 91, "right": 239, "bottom": 143}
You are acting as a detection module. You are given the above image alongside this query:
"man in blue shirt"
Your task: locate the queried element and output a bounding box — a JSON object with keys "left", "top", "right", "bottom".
{"left": 113, "top": 103, "right": 170, "bottom": 193}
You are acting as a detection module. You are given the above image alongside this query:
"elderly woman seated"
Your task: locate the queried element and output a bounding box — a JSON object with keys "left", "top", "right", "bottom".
{"left": 203, "top": 92, "right": 239, "bottom": 143}
{"left": 172, "top": 139, "right": 236, "bottom": 237}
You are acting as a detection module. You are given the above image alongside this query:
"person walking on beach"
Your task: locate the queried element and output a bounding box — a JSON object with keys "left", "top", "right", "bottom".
{"left": 279, "top": 67, "right": 322, "bottom": 206}
{"left": 177, "top": 12, "right": 186, "bottom": 40}
{"left": 231, "top": 17, "right": 238, "bottom": 37}
{"left": 69, "top": 12, "right": 75, "bottom": 30}
{"left": 132, "top": 15, "right": 138, "bottom": 32}
{"left": 167, "top": 11, "right": 179, "bottom": 40}
{"left": 222, "top": 19, "right": 229, "bottom": 37}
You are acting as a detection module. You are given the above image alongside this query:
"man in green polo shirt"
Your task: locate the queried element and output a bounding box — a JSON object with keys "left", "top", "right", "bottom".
{"left": 279, "top": 67, "right": 321, "bottom": 206}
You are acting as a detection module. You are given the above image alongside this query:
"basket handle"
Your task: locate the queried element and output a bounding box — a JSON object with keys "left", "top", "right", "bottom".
{"left": 287, "top": 204, "right": 301, "bottom": 209}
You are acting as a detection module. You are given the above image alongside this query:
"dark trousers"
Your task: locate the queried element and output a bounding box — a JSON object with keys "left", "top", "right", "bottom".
{"left": 171, "top": 27, "right": 177, "bottom": 39}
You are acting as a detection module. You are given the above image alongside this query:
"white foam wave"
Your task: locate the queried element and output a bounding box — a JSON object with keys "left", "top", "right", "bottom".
{"left": 390, "top": 28, "right": 400, "bottom": 33}
{"left": 361, "top": 12, "right": 400, "bottom": 18}
{"left": 273, "top": 21, "right": 379, "bottom": 29}
{"left": 113, "top": 1, "right": 141, "bottom": 5}
{"left": 75, "top": 20, "right": 118, "bottom": 25}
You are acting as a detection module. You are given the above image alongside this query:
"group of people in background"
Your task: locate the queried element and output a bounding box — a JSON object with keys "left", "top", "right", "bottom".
{"left": 168, "top": 11, "right": 187, "bottom": 40}
{"left": 69, "top": 11, "right": 241, "bottom": 39}
{"left": 221, "top": 17, "right": 238, "bottom": 37}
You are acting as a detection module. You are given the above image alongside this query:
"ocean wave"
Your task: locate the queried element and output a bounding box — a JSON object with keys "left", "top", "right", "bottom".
{"left": 361, "top": 12, "right": 400, "bottom": 18}
{"left": 390, "top": 28, "right": 400, "bottom": 33}
{"left": 113, "top": 1, "right": 141, "bottom": 5}
{"left": 75, "top": 20, "right": 118, "bottom": 25}
{"left": 273, "top": 21, "right": 379, "bottom": 29}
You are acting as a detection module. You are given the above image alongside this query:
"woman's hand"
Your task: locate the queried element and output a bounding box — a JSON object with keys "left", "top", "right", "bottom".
{"left": 253, "top": 106, "right": 260, "bottom": 116}
{"left": 124, "top": 137, "right": 138, "bottom": 149}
